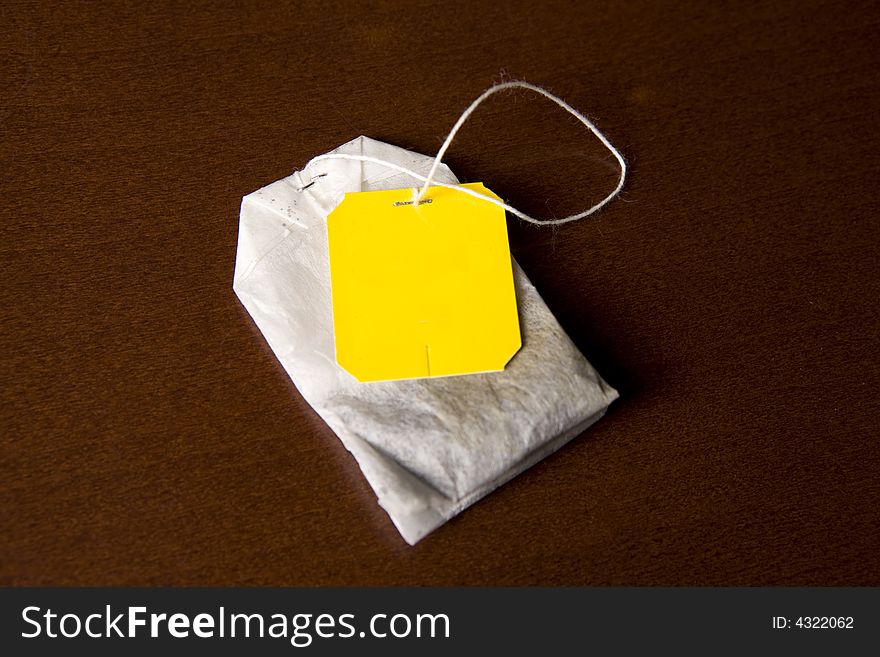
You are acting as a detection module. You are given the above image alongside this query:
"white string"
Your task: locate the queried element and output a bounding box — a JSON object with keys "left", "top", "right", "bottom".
{"left": 307, "top": 81, "right": 626, "bottom": 226}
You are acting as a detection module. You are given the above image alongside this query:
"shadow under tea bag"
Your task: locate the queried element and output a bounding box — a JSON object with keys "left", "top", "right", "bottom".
{"left": 233, "top": 135, "right": 618, "bottom": 544}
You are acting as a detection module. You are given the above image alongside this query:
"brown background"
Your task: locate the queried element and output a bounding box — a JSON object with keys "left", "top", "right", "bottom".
{"left": 2, "top": 0, "right": 879, "bottom": 586}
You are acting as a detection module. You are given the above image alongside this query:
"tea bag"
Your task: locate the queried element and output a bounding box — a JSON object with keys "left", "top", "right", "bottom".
{"left": 233, "top": 135, "right": 619, "bottom": 544}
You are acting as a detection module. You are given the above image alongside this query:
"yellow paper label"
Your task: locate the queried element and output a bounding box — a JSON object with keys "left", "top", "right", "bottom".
{"left": 327, "top": 182, "right": 521, "bottom": 382}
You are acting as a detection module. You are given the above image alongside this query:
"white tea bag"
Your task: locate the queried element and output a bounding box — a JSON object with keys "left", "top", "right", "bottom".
{"left": 233, "top": 136, "right": 618, "bottom": 544}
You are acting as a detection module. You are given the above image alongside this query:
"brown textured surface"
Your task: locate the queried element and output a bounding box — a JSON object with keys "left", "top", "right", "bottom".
{"left": 2, "top": 0, "right": 879, "bottom": 586}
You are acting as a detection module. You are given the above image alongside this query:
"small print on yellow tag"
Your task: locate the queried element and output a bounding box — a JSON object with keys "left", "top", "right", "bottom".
{"left": 327, "top": 182, "right": 521, "bottom": 382}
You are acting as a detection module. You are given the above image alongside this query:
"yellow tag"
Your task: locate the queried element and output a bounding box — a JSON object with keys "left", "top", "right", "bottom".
{"left": 327, "top": 182, "right": 521, "bottom": 382}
